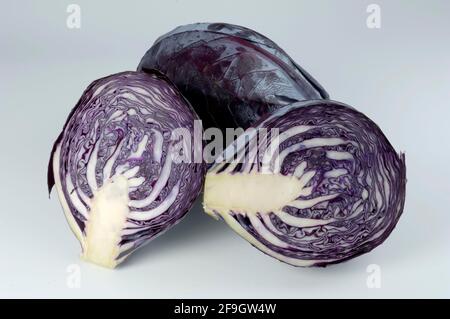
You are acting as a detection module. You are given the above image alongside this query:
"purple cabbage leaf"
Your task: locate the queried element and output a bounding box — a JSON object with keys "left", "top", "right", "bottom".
{"left": 138, "top": 22, "right": 329, "bottom": 133}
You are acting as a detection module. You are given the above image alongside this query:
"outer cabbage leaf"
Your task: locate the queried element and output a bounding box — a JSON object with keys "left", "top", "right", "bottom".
{"left": 137, "top": 22, "right": 329, "bottom": 133}
{"left": 204, "top": 100, "right": 406, "bottom": 266}
{"left": 48, "top": 71, "right": 205, "bottom": 268}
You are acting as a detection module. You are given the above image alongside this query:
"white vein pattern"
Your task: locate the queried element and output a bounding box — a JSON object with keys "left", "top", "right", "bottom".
{"left": 50, "top": 71, "right": 204, "bottom": 268}
{"left": 204, "top": 101, "right": 406, "bottom": 267}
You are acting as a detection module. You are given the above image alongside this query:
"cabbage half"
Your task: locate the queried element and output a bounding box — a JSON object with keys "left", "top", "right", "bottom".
{"left": 204, "top": 100, "right": 406, "bottom": 266}
{"left": 48, "top": 71, "right": 205, "bottom": 268}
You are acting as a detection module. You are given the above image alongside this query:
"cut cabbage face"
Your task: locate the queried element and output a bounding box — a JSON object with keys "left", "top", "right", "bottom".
{"left": 204, "top": 100, "right": 406, "bottom": 267}
{"left": 48, "top": 71, "right": 205, "bottom": 268}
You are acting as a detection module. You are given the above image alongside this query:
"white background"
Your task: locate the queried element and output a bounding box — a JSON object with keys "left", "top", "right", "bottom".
{"left": 1, "top": 0, "right": 449, "bottom": 298}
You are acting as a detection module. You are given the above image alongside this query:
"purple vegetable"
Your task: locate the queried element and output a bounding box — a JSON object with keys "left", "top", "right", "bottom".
{"left": 137, "top": 22, "right": 328, "bottom": 133}
{"left": 203, "top": 100, "right": 406, "bottom": 266}
{"left": 48, "top": 71, "right": 205, "bottom": 268}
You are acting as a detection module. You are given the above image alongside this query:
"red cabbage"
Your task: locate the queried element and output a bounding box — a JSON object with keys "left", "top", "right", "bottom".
{"left": 203, "top": 100, "right": 406, "bottom": 266}
{"left": 48, "top": 71, "right": 205, "bottom": 268}
{"left": 137, "top": 22, "right": 328, "bottom": 133}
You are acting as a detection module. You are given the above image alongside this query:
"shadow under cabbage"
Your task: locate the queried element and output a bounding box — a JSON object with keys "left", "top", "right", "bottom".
{"left": 120, "top": 196, "right": 225, "bottom": 268}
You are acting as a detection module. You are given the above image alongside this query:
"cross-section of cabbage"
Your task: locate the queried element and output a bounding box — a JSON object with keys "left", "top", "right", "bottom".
{"left": 203, "top": 101, "right": 406, "bottom": 267}
{"left": 48, "top": 71, "right": 204, "bottom": 268}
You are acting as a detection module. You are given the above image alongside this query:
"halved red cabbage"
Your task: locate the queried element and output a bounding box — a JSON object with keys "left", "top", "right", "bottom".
{"left": 204, "top": 100, "right": 406, "bottom": 266}
{"left": 137, "top": 22, "right": 328, "bottom": 133}
{"left": 48, "top": 71, "right": 205, "bottom": 268}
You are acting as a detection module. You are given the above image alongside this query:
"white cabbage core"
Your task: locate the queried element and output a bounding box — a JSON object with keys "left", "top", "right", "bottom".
{"left": 203, "top": 170, "right": 339, "bottom": 266}
{"left": 204, "top": 172, "right": 303, "bottom": 215}
{"left": 82, "top": 175, "right": 130, "bottom": 268}
{"left": 53, "top": 146, "right": 131, "bottom": 268}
